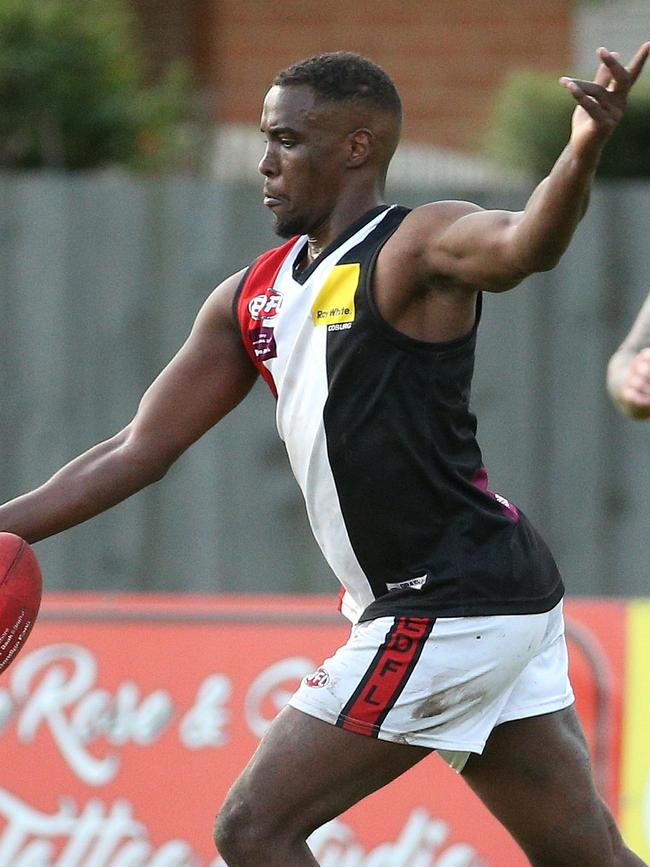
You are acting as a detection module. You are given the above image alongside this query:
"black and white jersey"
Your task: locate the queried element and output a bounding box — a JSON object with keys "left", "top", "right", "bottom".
{"left": 234, "top": 205, "right": 563, "bottom": 623}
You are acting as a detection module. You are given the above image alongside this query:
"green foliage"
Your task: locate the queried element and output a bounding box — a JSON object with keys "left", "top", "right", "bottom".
{"left": 485, "top": 70, "right": 650, "bottom": 179}
{"left": 0, "top": 0, "right": 195, "bottom": 170}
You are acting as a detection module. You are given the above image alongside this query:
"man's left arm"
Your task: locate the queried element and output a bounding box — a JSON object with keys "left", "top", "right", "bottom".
{"left": 415, "top": 43, "right": 650, "bottom": 293}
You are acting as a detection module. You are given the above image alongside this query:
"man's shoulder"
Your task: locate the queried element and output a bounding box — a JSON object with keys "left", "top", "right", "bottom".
{"left": 253, "top": 237, "right": 300, "bottom": 269}
{"left": 380, "top": 200, "right": 488, "bottom": 273}
{"left": 239, "top": 237, "right": 300, "bottom": 296}
{"left": 398, "top": 200, "right": 485, "bottom": 236}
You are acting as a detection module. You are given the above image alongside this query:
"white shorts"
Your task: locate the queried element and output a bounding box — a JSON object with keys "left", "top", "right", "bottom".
{"left": 289, "top": 600, "right": 574, "bottom": 772}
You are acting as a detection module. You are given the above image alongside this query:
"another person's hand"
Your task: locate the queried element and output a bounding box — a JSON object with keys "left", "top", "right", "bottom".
{"left": 614, "top": 347, "right": 650, "bottom": 419}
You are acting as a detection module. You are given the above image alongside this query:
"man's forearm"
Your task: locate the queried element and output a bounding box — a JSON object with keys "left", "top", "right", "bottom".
{"left": 508, "top": 42, "right": 650, "bottom": 276}
{"left": 512, "top": 144, "right": 599, "bottom": 273}
{"left": 0, "top": 432, "right": 167, "bottom": 543}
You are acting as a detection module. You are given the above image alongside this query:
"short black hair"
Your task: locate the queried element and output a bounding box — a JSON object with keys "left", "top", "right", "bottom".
{"left": 273, "top": 52, "right": 402, "bottom": 120}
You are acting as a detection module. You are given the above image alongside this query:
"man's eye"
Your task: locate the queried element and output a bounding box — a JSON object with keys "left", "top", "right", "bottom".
{"left": 280, "top": 139, "right": 295, "bottom": 149}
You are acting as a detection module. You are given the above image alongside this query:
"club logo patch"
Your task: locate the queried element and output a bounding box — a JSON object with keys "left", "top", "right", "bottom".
{"left": 247, "top": 288, "right": 283, "bottom": 361}
{"left": 305, "top": 667, "right": 330, "bottom": 688}
{"left": 248, "top": 288, "right": 283, "bottom": 321}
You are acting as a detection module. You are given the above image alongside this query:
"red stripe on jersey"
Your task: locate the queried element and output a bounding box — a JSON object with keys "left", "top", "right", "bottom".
{"left": 337, "top": 616, "right": 434, "bottom": 737}
{"left": 235, "top": 238, "right": 299, "bottom": 398}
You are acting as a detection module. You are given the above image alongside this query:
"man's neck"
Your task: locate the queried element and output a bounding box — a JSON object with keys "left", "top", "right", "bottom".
{"left": 304, "top": 195, "right": 386, "bottom": 265}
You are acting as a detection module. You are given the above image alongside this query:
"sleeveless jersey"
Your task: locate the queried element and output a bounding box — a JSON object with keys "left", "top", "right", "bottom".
{"left": 234, "top": 205, "right": 564, "bottom": 623}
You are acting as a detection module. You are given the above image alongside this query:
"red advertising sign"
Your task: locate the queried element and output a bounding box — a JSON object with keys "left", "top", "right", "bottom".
{"left": 0, "top": 594, "right": 627, "bottom": 866}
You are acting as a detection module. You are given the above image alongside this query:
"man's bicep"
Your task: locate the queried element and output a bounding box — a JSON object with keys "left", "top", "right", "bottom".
{"left": 406, "top": 203, "right": 526, "bottom": 293}
{"left": 432, "top": 206, "right": 527, "bottom": 291}
{"left": 129, "top": 273, "right": 259, "bottom": 462}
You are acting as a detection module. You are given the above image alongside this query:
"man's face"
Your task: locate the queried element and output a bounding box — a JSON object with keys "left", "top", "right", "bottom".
{"left": 259, "top": 85, "right": 350, "bottom": 238}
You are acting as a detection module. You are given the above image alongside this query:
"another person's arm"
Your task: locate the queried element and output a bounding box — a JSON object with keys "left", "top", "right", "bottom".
{"left": 0, "top": 270, "right": 258, "bottom": 542}
{"left": 607, "top": 289, "right": 650, "bottom": 419}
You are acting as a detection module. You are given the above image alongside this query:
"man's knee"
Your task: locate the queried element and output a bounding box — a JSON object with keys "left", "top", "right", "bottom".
{"left": 214, "top": 786, "right": 290, "bottom": 864}
{"left": 526, "top": 800, "right": 631, "bottom": 867}
{"left": 214, "top": 790, "right": 258, "bottom": 863}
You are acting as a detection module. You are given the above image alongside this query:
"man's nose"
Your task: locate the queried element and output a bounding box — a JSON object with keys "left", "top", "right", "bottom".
{"left": 258, "top": 145, "right": 277, "bottom": 177}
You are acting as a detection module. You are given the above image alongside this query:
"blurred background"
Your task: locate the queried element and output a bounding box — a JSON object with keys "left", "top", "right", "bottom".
{"left": 2, "top": 2, "right": 650, "bottom": 864}
{"left": 1, "top": 0, "right": 649, "bottom": 601}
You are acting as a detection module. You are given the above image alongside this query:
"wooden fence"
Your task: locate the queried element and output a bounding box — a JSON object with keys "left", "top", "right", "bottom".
{"left": 1, "top": 171, "right": 649, "bottom": 598}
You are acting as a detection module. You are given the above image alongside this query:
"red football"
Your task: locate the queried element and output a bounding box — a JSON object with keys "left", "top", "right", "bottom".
{"left": 0, "top": 533, "right": 43, "bottom": 675}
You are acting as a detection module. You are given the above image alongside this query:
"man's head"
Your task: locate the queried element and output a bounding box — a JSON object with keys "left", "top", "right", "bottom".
{"left": 273, "top": 52, "right": 402, "bottom": 124}
{"left": 259, "top": 52, "right": 402, "bottom": 238}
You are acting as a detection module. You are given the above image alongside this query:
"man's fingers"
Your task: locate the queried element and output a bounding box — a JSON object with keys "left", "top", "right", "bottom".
{"left": 595, "top": 48, "right": 632, "bottom": 92}
{"left": 624, "top": 40, "right": 650, "bottom": 85}
{"left": 579, "top": 43, "right": 649, "bottom": 95}
{"left": 561, "top": 42, "right": 649, "bottom": 106}
{"left": 559, "top": 78, "right": 615, "bottom": 121}
{"left": 593, "top": 55, "right": 613, "bottom": 88}
{"left": 561, "top": 79, "right": 608, "bottom": 98}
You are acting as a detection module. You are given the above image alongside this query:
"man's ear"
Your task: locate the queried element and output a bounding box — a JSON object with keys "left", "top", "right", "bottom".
{"left": 346, "top": 128, "right": 373, "bottom": 168}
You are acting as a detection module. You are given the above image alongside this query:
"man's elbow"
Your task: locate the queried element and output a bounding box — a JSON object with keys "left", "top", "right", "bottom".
{"left": 535, "top": 253, "right": 562, "bottom": 273}
{"left": 516, "top": 246, "right": 563, "bottom": 277}
{"left": 489, "top": 236, "right": 562, "bottom": 290}
{"left": 119, "top": 428, "right": 178, "bottom": 487}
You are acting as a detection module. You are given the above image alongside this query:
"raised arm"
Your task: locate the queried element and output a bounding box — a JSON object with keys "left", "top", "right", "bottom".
{"left": 607, "top": 288, "right": 650, "bottom": 419}
{"left": 0, "top": 270, "right": 258, "bottom": 542}
{"left": 400, "top": 44, "right": 650, "bottom": 294}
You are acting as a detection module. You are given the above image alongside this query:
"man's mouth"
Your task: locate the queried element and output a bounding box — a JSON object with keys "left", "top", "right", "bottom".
{"left": 263, "top": 188, "right": 285, "bottom": 207}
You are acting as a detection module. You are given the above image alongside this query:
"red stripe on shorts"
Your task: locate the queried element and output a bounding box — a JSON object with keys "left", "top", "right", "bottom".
{"left": 336, "top": 616, "right": 434, "bottom": 737}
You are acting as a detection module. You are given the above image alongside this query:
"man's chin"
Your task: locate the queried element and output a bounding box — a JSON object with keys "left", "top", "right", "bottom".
{"left": 273, "top": 224, "right": 295, "bottom": 239}
{"left": 272, "top": 213, "right": 306, "bottom": 239}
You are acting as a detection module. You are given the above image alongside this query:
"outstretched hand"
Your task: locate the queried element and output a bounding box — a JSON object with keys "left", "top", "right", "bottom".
{"left": 559, "top": 42, "right": 650, "bottom": 159}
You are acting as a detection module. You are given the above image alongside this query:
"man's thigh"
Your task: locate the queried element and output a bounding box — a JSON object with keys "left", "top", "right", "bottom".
{"left": 219, "top": 705, "right": 431, "bottom": 839}
{"left": 461, "top": 706, "right": 629, "bottom": 865}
